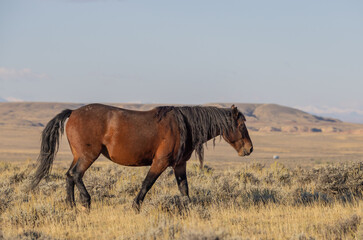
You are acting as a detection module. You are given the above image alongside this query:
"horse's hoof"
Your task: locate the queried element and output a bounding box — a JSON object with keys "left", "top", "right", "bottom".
{"left": 132, "top": 201, "right": 141, "bottom": 213}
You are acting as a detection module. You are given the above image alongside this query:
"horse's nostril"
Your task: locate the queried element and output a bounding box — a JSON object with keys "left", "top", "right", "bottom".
{"left": 250, "top": 146, "right": 253, "bottom": 153}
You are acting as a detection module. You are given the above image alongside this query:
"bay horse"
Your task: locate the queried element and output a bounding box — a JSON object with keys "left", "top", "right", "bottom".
{"left": 29, "top": 104, "right": 253, "bottom": 210}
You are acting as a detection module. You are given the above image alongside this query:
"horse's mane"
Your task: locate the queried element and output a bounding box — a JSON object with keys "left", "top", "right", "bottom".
{"left": 156, "top": 106, "right": 239, "bottom": 167}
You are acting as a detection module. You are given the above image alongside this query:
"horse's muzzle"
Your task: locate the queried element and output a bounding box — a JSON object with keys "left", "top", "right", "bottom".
{"left": 239, "top": 146, "right": 253, "bottom": 156}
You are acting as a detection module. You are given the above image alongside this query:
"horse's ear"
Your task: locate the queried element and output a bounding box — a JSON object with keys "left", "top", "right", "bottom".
{"left": 231, "top": 104, "right": 239, "bottom": 119}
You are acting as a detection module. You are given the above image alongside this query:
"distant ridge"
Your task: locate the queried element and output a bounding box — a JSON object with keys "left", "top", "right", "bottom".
{"left": 207, "top": 103, "right": 340, "bottom": 123}
{"left": 0, "top": 102, "right": 362, "bottom": 133}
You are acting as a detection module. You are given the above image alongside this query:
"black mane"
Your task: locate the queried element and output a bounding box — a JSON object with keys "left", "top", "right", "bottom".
{"left": 156, "top": 106, "right": 239, "bottom": 167}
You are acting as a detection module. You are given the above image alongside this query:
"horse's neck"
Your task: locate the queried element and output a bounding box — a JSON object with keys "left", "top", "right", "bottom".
{"left": 205, "top": 126, "right": 222, "bottom": 143}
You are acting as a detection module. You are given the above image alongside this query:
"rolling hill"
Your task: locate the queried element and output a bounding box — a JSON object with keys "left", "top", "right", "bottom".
{"left": 0, "top": 102, "right": 362, "bottom": 133}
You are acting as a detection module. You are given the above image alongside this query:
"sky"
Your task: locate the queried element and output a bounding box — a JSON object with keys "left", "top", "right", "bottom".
{"left": 0, "top": 0, "right": 363, "bottom": 122}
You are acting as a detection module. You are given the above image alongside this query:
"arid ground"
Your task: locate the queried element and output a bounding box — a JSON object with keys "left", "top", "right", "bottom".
{"left": 0, "top": 102, "right": 362, "bottom": 239}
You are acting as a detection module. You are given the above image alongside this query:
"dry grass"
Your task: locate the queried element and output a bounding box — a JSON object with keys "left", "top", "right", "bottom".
{"left": 0, "top": 161, "right": 362, "bottom": 239}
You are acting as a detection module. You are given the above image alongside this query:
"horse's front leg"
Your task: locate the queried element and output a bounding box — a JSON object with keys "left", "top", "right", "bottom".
{"left": 174, "top": 161, "right": 189, "bottom": 199}
{"left": 133, "top": 159, "right": 169, "bottom": 211}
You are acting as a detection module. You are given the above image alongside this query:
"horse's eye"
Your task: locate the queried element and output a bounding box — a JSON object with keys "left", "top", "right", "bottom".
{"left": 239, "top": 124, "right": 245, "bottom": 131}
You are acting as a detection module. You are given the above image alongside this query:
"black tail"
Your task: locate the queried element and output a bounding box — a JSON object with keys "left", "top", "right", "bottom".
{"left": 29, "top": 109, "right": 72, "bottom": 190}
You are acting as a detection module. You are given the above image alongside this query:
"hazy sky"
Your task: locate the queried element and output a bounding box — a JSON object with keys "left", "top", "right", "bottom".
{"left": 1, "top": 1, "right": 362, "bottom": 114}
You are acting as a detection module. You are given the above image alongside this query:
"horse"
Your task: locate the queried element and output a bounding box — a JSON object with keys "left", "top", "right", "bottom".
{"left": 29, "top": 104, "right": 253, "bottom": 210}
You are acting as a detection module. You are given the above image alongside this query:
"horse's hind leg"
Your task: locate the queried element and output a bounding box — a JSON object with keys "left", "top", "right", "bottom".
{"left": 66, "top": 163, "right": 76, "bottom": 207}
{"left": 68, "top": 157, "right": 97, "bottom": 210}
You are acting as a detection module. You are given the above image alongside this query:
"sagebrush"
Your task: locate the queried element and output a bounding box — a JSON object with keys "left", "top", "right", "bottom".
{"left": 0, "top": 161, "right": 362, "bottom": 239}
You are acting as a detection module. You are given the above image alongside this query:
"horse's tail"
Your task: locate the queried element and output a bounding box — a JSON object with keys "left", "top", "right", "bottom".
{"left": 29, "top": 109, "right": 72, "bottom": 191}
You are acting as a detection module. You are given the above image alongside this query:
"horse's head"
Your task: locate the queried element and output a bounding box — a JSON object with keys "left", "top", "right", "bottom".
{"left": 223, "top": 105, "right": 253, "bottom": 156}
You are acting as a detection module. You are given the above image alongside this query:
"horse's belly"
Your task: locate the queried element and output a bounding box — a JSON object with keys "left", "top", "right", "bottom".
{"left": 110, "top": 156, "right": 153, "bottom": 166}
{"left": 106, "top": 148, "right": 154, "bottom": 166}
